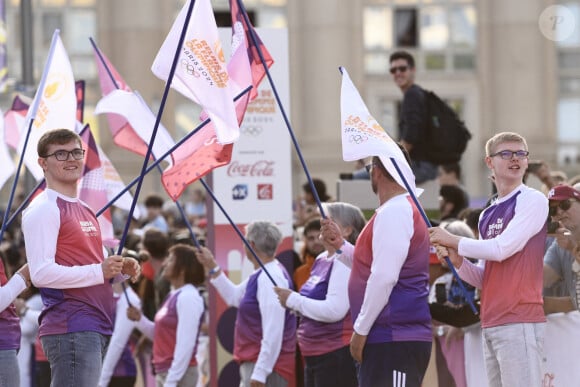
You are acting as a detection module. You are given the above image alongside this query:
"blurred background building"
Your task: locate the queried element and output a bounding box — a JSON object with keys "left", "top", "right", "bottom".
{"left": 1, "top": 0, "right": 579, "bottom": 207}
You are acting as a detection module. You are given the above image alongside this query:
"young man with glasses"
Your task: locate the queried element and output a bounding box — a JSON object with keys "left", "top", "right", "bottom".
{"left": 21, "top": 128, "right": 140, "bottom": 386}
{"left": 389, "top": 50, "right": 437, "bottom": 184}
{"left": 543, "top": 184, "right": 580, "bottom": 314}
{"left": 429, "top": 132, "right": 548, "bottom": 387}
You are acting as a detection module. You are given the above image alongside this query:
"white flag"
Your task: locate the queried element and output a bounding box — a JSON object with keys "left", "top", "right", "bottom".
{"left": 18, "top": 31, "right": 76, "bottom": 181}
{"left": 0, "top": 109, "right": 16, "bottom": 190}
{"left": 340, "top": 66, "right": 418, "bottom": 196}
{"left": 151, "top": 0, "right": 239, "bottom": 144}
{"left": 94, "top": 89, "right": 175, "bottom": 167}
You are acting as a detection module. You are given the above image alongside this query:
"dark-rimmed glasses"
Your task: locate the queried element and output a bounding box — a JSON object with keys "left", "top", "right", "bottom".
{"left": 549, "top": 199, "right": 576, "bottom": 217}
{"left": 389, "top": 65, "right": 408, "bottom": 74}
{"left": 365, "top": 162, "right": 379, "bottom": 173}
{"left": 42, "top": 149, "right": 85, "bottom": 161}
{"left": 489, "top": 150, "right": 529, "bottom": 160}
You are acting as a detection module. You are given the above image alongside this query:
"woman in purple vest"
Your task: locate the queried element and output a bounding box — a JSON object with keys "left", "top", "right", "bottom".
{"left": 275, "top": 202, "right": 366, "bottom": 387}
{"left": 127, "top": 244, "right": 206, "bottom": 387}
{"left": 0, "top": 261, "right": 31, "bottom": 387}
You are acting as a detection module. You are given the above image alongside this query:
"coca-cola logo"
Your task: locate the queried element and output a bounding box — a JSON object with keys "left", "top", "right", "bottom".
{"left": 227, "top": 160, "right": 274, "bottom": 177}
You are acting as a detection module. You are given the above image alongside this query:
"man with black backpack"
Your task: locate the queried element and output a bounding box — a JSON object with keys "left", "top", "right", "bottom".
{"left": 389, "top": 50, "right": 471, "bottom": 185}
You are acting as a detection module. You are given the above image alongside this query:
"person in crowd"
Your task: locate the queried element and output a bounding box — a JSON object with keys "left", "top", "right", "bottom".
{"left": 439, "top": 185, "right": 469, "bottom": 222}
{"left": 141, "top": 194, "right": 169, "bottom": 233}
{"left": 195, "top": 221, "right": 296, "bottom": 387}
{"left": 98, "top": 250, "right": 144, "bottom": 387}
{"left": 139, "top": 228, "right": 171, "bottom": 320}
{"left": 16, "top": 285, "right": 43, "bottom": 387}
{"left": 0, "top": 261, "right": 30, "bottom": 387}
{"left": 274, "top": 202, "right": 366, "bottom": 387}
{"left": 128, "top": 244, "right": 205, "bottom": 387}
{"left": 429, "top": 131, "right": 548, "bottom": 387}
{"left": 21, "top": 128, "right": 140, "bottom": 386}
{"left": 438, "top": 163, "right": 470, "bottom": 205}
{"left": 184, "top": 188, "right": 207, "bottom": 226}
{"left": 294, "top": 178, "right": 331, "bottom": 228}
{"left": 542, "top": 184, "right": 580, "bottom": 314}
{"left": 321, "top": 155, "right": 432, "bottom": 386}
{"left": 293, "top": 218, "right": 325, "bottom": 291}
{"left": 390, "top": 50, "right": 437, "bottom": 184}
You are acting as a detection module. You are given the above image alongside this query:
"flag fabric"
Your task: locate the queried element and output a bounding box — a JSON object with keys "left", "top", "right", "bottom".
{"left": 0, "top": 108, "right": 16, "bottom": 190}
{"left": 0, "top": 1, "right": 7, "bottom": 93}
{"left": 78, "top": 125, "right": 115, "bottom": 243}
{"left": 75, "top": 80, "right": 85, "bottom": 122}
{"left": 151, "top": 0, "right": 240, "bottom": 144}
{"left": 93, "top": 44, "right": 152, "bottom": 157}
{"left": 229, "top": 0, "right": 274, "bottom": 101}
{"left": 4, "top": 95, "right": 30, "bottom": 150}
{"left": 339, "top": 67, "right": 418, "bottom": 196}
{"left": 17, "top": 31, "right": 76, "bottom": 181}
{"left": 94, "top": 89, "right": 175, "bottom": 166}
{"left": 160, "top": 6, "right": 256, "bottom": 201}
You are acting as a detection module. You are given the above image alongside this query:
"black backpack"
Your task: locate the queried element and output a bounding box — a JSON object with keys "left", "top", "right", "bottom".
{"left": 422, "top": 89, "right": 472, "bottom": 165}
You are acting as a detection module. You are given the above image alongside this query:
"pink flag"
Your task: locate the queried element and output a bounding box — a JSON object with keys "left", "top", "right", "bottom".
{"left": 93, "top": 44, "right": 151, "bottom": 156}
{"left": 78, "top": 126, "right": 115, "bottom": 243}
{"left": 18, "top": 31, "right": 77, "bottom": 181}
{"left": 151, "top": 0, "right": 239, "bottom": 144}
{"left": 340, "top": 67, "right": 418, "bottom": 196}
{"left": 229, "top": 0, "right": 274, "bottom": 101}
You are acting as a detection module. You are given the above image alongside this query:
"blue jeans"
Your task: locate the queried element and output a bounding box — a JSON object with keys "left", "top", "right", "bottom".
{"left": 482, "top": 322, "right": 545, "bottom": 387}
{"left": 304, "top": 345, "right": 357, "bottom": 387}
{"left": 41, "top": 331, "right": 109, "bottom": 387}
{"left": 0, "top": 349, "right": 20, "bottom": 387}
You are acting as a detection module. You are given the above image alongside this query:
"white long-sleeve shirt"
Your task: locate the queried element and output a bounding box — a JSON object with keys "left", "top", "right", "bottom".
{"left": 0, "top": 274, "right": 26, "bottom": 311}
{"left": 286, "top": 252, "right": 350, "bottom": 322}
{"left": 210, "top": 260, "right": 289, "bottom": 383}
{"left": 98, "top": 285, "right": 141, "bottom": 387}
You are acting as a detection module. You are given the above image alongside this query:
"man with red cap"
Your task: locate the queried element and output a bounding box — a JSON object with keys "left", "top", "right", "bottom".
{"left": 543, "top": 184, "right": 580, "bottom": 313}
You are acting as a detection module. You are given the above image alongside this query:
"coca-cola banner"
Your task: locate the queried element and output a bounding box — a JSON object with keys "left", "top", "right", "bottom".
{"left": 207, "top": 28, "right": 293, "bottom": 386}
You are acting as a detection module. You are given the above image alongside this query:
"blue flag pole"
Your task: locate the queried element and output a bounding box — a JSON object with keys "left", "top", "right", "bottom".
{"left": 234, "top": 0, "right": 327, "bottom": 220}
{"left": 90, "top": 38, "right": 201, "bottom": 249}
{"left": 115, "top": 0, "right": 196, "bottom": 256}
{"left": 199, "top": 178, "right": 277, "bottom": 286}
{"left": 389, "top": 157, "right": 478, "bottom": 315}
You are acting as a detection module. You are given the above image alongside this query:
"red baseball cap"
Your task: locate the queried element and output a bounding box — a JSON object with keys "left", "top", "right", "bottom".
{"left": 548, "top": 184, "right": 580, "bottom": 201}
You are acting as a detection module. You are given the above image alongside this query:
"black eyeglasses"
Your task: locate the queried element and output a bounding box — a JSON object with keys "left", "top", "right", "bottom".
{"left": 42, "top": 148, "right": 85, "bottom": 161}
{"left": 365, "top": 162, "right": 380, "bottom": 173}
{"left": 389, "top": 65, "right": 408, "bottom": 74}
{"left": 489, "top": 150, "right": 529, "bottom": 160}
{"left": 549, "top": 199, "right": 576, "bottom": 217}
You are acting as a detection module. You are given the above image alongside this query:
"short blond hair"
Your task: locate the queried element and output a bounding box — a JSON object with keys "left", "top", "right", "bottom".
{"left": 485, "top": 132, "right": 528, "bottom": 157}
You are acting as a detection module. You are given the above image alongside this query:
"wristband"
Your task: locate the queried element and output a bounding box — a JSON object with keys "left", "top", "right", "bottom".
{"left": 209, "top": 266, "right": 221, "bottom": 276}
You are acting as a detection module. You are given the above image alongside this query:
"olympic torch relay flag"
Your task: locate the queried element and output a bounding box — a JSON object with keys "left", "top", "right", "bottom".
{"left": 93, "top": 43, "right": 152, "bottom": 157}
{"left": 18, "top": 30, "right": 76, "bottom": 181}
{"left": 4, "top": 94, "right": 29, "bottom": 150}
{"left": 340, "top": 66, "right": 418, "bottom": 196}
{"left": 229, "top": 0, "right": 274, "bottom": 101}
{"left": 151, "top": 0, "right": 239, "bottom": 144}
{"left": 95, "top": 90, "right": 175, "bottom": 166}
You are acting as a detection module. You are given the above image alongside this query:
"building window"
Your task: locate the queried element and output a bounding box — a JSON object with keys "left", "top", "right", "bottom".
{"left": 363, "top": 0, "right": 477, "bottom": 74}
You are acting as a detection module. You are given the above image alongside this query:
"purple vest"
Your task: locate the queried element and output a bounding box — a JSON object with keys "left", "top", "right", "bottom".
{"left": 0, "top": 260, "right": 20, "bottom": 350}
{"left": 349, "top": 197, "right": 432, "bottom": 343}
{"left": 234, "top": 263, "right": 296, "bottom": 381}
{"left": 298, "top": 257, "right": 352, "bottom": 356}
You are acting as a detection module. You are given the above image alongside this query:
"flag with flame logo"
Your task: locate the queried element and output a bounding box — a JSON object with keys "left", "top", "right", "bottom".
{"left": 17, "top": 30, "right": 76, "bottom": 181}
{"left": 339, "top": 67, "right": 418, "bottom": 195}
{"left": 229, "top": 0, "right": 274, "bottom": 101}
{"left": 151, "top": 0, "right": 239, "bottom": 144}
